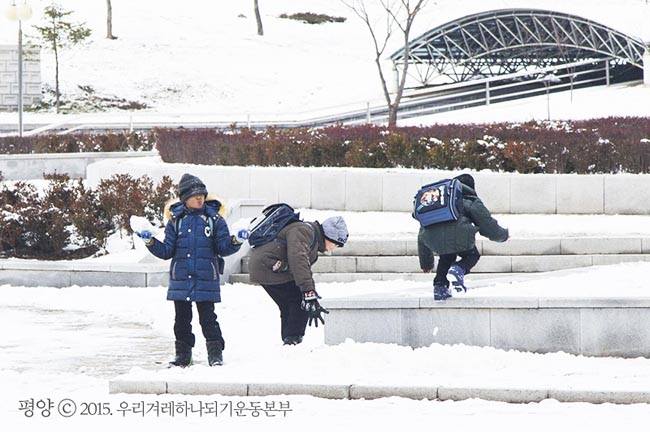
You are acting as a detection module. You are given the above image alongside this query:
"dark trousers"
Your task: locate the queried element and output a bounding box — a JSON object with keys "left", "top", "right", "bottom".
{"left": 434, "top": 247, "right": 481, "bottom": 286}
{"left": 173, "top": 301, "right": 224, "bottom": 350}
{"left": 262, "top": 280, "right": 309, "bottom": 341}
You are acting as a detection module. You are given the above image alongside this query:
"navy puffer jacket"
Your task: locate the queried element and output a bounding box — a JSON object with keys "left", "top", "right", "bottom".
{"left": 147, "top": 199, "right": 241, "bottom": 302}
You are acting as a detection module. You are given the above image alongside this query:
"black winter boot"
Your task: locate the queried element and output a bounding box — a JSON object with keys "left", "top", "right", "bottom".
{"left": 206, "top": 340, "right": 223, "bottom": 366}
{"left": 433, "top": 282, "right": 452, "bottom": 301}
{"left": 168, "top": 340, "right": 192, "bottom": 368}
{"left": 282, "top": 336, "right": 303, "bottom": 345}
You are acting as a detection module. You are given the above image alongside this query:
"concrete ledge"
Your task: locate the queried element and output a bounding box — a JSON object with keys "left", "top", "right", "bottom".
{"left": 0, "top": 151, "right": 158, "bottom": 180}
{"left": 418, "top": 296, "right": 540, "bottom": 309}
{"left": 605, "top": 175, "right": 650, "bottom": 215}
{"left": 510, "top": 255, "right": 592, "bottom": 272}
{"left": 242, "top": 254, "right": 648, "bottom": 275}
{"left": 109, "top": 379, "right": 166, "bottom": 395}
{"left": 0, "top": 200, "right": 263, "bottom": 288}
{"left": 481, "top": 238, "right": 561, "bottom": 256}
{"left": 548, "top": 389, "right": 650, "bottom": 404}
{"left": 166, "top": 382, "right": 248, "bottom": 396}
{"left": 324, "top": 297, "right": 421, "bottom": 309}
{"left": 335, "top": 237, "right": 649, "bottom": 257}
{"left": 248, "top": 383, "right": 350, "bottom": 399}
{"left": 561, "top": 238, "right": 642, "bottom": 254}
{"left": 350, "top": 385, "right": 438, "bottom": 400}
{"left": 323, "top": 294, "right": 650, "bottom": 357}
{"left": 437, "top": 386, "right": 548, "bottom": 403}
{"left": 229, "top": 272, "right": 521, "bottom": 284}
{"left": 0, "top": 266, "right": 167, "bottom": 288}
{"left": 108, "top": 379, "right": 650, "bottom": 404}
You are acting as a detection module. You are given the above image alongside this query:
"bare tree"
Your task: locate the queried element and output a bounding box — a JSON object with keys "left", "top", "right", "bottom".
{"left": 254, "top": 0, "right": 264, "bottom": 36}
{"left": 343, "top": 0, "right": 427, "bottom": 127}
{"left": 106, "top": 0, "right": 117, "bottom": 39}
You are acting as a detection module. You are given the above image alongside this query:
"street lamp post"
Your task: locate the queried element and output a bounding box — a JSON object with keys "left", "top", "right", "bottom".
{"left": 5, "top": 1, "right": 33, "bottom": 137}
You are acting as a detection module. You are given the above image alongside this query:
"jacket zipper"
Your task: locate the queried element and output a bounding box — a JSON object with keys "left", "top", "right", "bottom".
{"left": 171, "top": 261, "right": 177, "bottom": 280}
{"left": 210, "top": 261, "right": 217, "bottom": 280}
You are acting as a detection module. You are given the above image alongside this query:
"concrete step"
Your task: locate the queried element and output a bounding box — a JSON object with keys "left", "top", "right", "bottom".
{"left": 108, "top": 378, "right": 650, "bottom": 404}
{"left": 335, "top": 237, "right": 650, "bottom": 257}
{"left": 231, "top": 272, "right": 549, "bottom": 285}
{"left": 241, "top": 254, "right": 650, "bottom": 275}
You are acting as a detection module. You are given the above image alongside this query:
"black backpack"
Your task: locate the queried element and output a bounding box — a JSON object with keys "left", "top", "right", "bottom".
{"left": 248, "top": 203, "right": 301, "bottom": 248}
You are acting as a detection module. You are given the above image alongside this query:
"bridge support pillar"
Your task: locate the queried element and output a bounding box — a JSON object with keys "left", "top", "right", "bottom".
{"left": 644, "top": 48, "right": 650, "bottom": 86}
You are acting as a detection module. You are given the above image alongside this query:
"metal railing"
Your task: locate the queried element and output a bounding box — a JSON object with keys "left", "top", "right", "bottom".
{"left": 0, "top": 58, "right": 640, "bottom": 136}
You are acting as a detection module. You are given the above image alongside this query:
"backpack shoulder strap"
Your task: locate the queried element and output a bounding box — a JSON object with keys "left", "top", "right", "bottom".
{"left": 309, "top": 224, "right": 318, "bottom": 250}
{"left": 175, "top": 214, "right": 216, "bottom": 236}
{"left": 174, "top": 215, "right": 186, "bottom": 233}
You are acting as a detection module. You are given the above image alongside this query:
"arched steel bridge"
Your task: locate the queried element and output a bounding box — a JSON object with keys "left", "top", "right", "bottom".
{"left": 391, "top": 9, "right": 647, "bottom": 84}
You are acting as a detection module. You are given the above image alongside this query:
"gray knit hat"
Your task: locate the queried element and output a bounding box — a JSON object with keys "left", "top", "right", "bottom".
{"left": 178, "top": 173, "right": 208, "bottom": 202}
{"left": 322, "top": 216, "right": 349, "bottom": 247}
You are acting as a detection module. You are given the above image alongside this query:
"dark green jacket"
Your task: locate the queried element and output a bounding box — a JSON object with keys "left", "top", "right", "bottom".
{"left": 418, "top": 185, "right": 508, "bottom": 270}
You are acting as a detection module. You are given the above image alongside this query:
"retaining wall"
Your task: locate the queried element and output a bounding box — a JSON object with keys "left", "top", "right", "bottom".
{"left": 86, "top": 158, "right": 650, "bottom": 214}
{"left": 323, "top": 295, "right": 650, "bottom": 358}
{"left": 0, "top": 151, "right": 158, "bottom": 180}
{"left": 0, "top": 199, "right": 265, "bottom": 288}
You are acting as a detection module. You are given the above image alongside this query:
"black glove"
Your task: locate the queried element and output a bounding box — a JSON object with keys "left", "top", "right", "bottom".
{"left": 301, "top": 290, "right": 329, "bottom": 327}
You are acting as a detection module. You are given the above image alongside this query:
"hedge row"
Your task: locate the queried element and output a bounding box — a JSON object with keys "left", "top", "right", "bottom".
{"left": 0, "top": 172, "right": 175, "bottom": 259}
{"left": 154, "top": 118, "right": 650, "bottom": 174}
{"left": 2, "top": 118, "right": 649, "bottom": 174}
{"left": 0, "top": 131, "right": 152, "bottom": 154}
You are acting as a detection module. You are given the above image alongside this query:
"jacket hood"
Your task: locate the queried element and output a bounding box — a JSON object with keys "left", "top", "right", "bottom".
{"left": 460, "top": 183, "right": 478, "bottom": 199}
{"left": 163, "top": 194, "right": 227, "bottom": 222}
{"left": 312, "top": 221, "right": 327, "bottom": 253}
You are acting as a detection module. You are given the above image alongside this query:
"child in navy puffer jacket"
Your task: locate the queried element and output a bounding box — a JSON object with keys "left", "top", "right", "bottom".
{"left": 138, "top": 173, "right": 246, "bottom": 367}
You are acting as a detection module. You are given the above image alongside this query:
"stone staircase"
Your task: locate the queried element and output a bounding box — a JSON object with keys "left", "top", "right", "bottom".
{"left": 230, "top": 236, "right": 650, "bottom": 284}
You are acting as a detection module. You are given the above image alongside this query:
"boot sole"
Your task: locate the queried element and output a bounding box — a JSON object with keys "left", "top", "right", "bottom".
{"left": 447, "top": 273, "right": 466, "bottom": 292}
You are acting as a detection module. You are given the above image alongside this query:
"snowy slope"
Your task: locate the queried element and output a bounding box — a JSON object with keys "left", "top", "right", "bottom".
{"left": 0, "top": 0, "right": 648, "bottom": 122}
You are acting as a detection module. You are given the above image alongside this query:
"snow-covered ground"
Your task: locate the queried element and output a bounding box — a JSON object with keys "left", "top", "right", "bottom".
{"left": 0, "top": 0, "right": 648, "bottom": 124}
{"left": 3, "top": 263, "right": 650, "bottom": 430}
{"left": 402, "top": 82, "right": 650, "bottom": 125}
{"left": 3, "top": 1, "right": 650, "bottom": 428}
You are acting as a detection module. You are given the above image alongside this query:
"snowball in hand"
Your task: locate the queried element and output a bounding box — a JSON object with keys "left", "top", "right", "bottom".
{"left": 130, "top": 215, "right": 156, "bottom": 236}
{"left": 230, "top": 218, "right": 253, "bottom": 233}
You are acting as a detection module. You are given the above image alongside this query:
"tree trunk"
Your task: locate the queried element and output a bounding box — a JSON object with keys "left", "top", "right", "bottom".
{"left": 388, "top": 104, "right": 398, "bottom": 128}
{"left": 106, "top": 0, "right": 117, "bottom": 39}
{"left": 254, "top": 0, "right": 264, "bottom": 36}
{"left": 54, "top": 41, "right": 60, "bottom": 113}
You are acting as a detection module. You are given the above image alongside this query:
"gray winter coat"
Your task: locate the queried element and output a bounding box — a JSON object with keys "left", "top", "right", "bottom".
{"left": 418, "top": 185, "right": 508, "bottom": 270}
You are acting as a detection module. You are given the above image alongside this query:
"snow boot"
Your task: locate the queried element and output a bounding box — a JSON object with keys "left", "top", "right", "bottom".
{"left": 447, "top": 264, "right": 467, "bottom": 292}
{"left": 282, "top": 336, "right": 303, "bottom": 346}
{"left": 206, "top": 340, "right": 223, "bottom": 366}
{"left": 433, "top": 282, "right": 452, "bottom": 301}
{"left": 168, "top": 340, "right": 192, "bottom": 368}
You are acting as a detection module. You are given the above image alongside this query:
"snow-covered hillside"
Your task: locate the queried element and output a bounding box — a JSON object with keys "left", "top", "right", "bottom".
{"left": 0, "top": 0, "right": 648, "bottom": 122}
